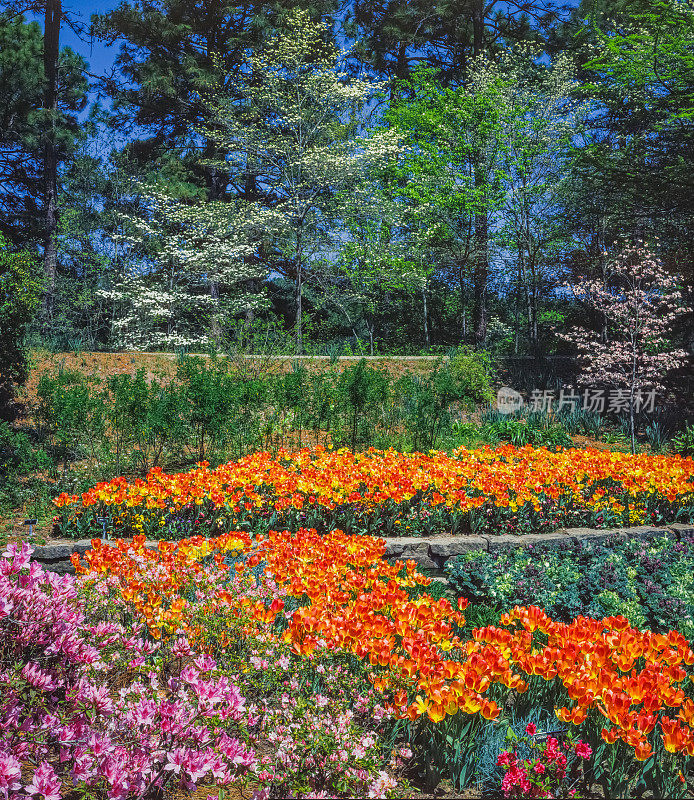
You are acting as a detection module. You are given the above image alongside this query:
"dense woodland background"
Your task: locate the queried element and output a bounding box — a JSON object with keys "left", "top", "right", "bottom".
{"left": 1, "top": 0, "right": 694, "bottom": 373}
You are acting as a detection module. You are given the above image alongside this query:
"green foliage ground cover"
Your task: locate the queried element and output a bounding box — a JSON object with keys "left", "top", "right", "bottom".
{"left": 445, "top": 533, "right": 694, "bottom": 638}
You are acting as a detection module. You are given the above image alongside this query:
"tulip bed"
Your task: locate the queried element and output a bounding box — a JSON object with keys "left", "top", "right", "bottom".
{"left": 1, "top": 536, "right": 414, "bottom": 799}
{"left": 51, "top": 445, "right": 694, "bottom": 540}
{"left": 7, "top": 524, "right": 694, "bottom": 797}
{"left": 8, "top": 443, "right": 694, "bottom": 798}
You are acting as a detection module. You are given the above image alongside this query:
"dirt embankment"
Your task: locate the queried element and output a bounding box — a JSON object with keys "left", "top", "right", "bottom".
{"left": 17, "top": 351, "right": 441, "bottom": 417}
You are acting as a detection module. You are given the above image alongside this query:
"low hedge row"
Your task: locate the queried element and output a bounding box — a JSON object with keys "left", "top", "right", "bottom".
{"left": 444, "top": 532, "right": 694, "bottom": 637}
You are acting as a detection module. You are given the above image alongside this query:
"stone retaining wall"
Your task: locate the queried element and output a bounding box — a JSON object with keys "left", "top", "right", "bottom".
{"left": 29, "top": 523, "right": 694, "bottom": 575}
{"left": 382, "top": 524, "right": 694, "bottom": 571}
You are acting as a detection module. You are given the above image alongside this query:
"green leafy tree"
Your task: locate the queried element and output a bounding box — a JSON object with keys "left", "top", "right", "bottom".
{"left": 563, "top": 0, "right": 694, "bottom": 275}
{"left": 385, "top": 64, "right": 508, "bottom": 345}
{"left": 45, "top": 108, "right": 124, "bottom": 350}
{"left": 495, "top": 48, "right": 591, "bottom": 354}
{"left": 0, "top": 235, "right": 42, "bottom": 420}
{"left": 320, "top": 183, "right": 421, "bottom": 354}
{"left": 352, "top": 0, "right": 570, "bottom": 346}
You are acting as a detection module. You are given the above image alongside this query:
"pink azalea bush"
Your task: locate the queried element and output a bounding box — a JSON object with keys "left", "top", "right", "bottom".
{"left": 1, "top": 541, "right": 412, "bottom": 798}
{"left": 0, "top": 542, "right": 253, "bottom": 799}
{"left": 173, "top": 559, "right": 414, "bottom": 797}
{"left": 243, "top": 642, "right": 411, "bottom": 797}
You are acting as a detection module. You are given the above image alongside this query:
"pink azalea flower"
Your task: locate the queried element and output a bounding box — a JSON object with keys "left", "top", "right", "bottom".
{"left": 574, "top": 741, "right": 592, "bottom": 760}
{"left": 25, "top": 761, "right": 61, "bottom": 800}
{"left": 193, "top": 654, "right": 216, "bottom": 672}
{"left": 71, "top": 750, "right": 96, "bottom": 784}
{"left": 21, "top": 662, "right": 58, "bottom": 692}
{"left": 0, "top": 751, "right": 22, "bottom": 794}
{"left": 164, "top": 747, "right": 188, "bottom": 775}
{"left": 171, "top": 637, "right": 193, "bottom": 657}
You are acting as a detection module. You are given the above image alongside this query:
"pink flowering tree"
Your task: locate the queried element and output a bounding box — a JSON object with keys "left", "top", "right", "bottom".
{"left": 562, "top": 244, "right": 691, "bottom": 453}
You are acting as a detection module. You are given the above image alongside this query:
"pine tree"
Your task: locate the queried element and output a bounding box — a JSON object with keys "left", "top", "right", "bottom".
{"left": 0, "top": 9, "right": 86, "bottom": 324}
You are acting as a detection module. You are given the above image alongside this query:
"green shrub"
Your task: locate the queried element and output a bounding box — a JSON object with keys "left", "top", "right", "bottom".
{"left": 0, "top": 422, "right": 49, "bottom": 484}
{"left": 336, "top": 359, "right": 389, "bottom": 450}
{"left": 399, "top": 375, "right": 441, "bottom": 452}
{"left": 103, "top": 370, "right": 187, "bottom": 472}
{"left": 448, "top": 347, "right": 495, "bottom": 404}
{"left": 177, "top": 355, "right": 236, "bottom": 459}
{"left": 672, "top": 423, "right": 694, "bottom": 457}
{"left": 479, "top": 418, "right": 573, "bottom": 450}
{"left": 36, "top": 370, "right": 105, "bottom": 467}
{"left": 0, "top": 236, "right": 42, "bottom": 420}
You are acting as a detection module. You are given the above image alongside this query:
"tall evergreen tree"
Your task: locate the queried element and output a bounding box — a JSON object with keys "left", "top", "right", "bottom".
{"left": 0, "top": 12, "right": 86, "bottom": 254}
{"left": 91, "top": 0, "right": 342, "bottom": 199}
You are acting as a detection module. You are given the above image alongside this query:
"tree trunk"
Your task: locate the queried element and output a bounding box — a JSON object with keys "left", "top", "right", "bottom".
{"left": 295, "top": 264, "right": 302, "bottom": 354}
{"left": 422, "top": 284, "right": 430, "bottom": 349}
{"left": 529, "top": 261, "right": 539, "bottom": 354}
{"left": 209, "top": 281, "right": 221, "bottom": 345}
{"left": 471, "top": 0, "right": 488, "bottom": 347}
{"left": 472, "top": 201, "right": 488, "bottom": 346}
{"left": 42, "top": 0, "right": 61, "bottom": 322}
{"left": 630, "top": 334, "right": 637, "bottom": 456}
{"left": 459, "top": 269, "right": 467, "bottom": 344}
{"left": 295, "top": 226, "right": 303, "bottom": 355}
{"left": 593, "top": 225, "right": 609, "bottom": 345}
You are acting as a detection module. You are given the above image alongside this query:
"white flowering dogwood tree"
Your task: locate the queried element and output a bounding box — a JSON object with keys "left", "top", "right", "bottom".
{"left": 106, "top": 10, "right": 400, "bottom": 353}
{"left": 199, "top": 8, "right": 401, "bottom": 353}
{"left": 563, "top": 244, "right": 691, "bottom": 453}
{"left": 102, "top": 188, "right": 273, "bottom": 350}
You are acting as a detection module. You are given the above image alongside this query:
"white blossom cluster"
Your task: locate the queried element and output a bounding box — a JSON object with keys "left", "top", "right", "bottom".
{"left": 103, "top": 187, "right": 271, "bottom": 349}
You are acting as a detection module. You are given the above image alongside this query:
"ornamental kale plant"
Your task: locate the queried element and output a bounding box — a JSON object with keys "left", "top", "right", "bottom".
{"left": 445, "top": 533, "right": 694, "bottom": 636}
